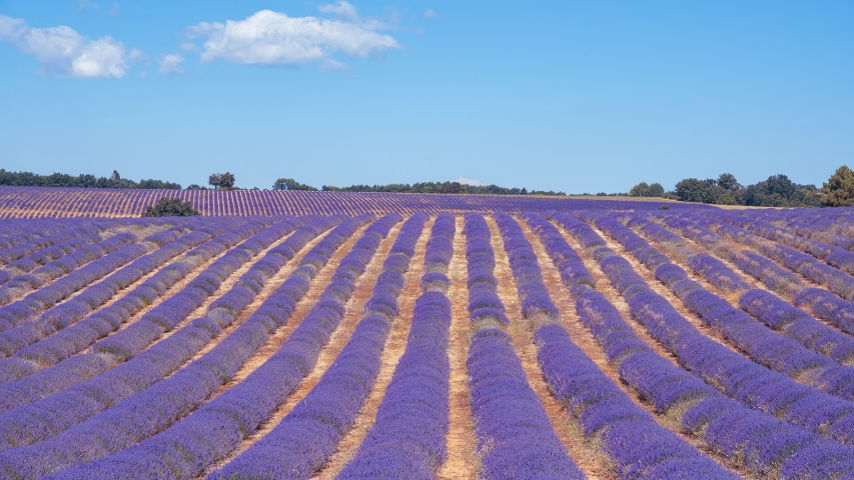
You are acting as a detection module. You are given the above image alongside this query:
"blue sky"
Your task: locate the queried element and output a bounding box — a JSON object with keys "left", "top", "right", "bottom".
{"left": 0, "top": 1, "right": 852, "bottom": 192}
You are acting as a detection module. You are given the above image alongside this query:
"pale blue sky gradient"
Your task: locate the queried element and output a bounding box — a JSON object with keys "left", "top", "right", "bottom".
{"left": 1, "top": 1, "right": 852, "bottom": 192}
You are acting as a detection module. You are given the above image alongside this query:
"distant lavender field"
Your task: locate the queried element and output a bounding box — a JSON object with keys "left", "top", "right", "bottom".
{"left": 0, "top": 186, "right": 701, "bottom": 218}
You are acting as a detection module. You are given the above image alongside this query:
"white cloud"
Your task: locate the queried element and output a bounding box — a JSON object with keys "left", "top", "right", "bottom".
{"left": 317, "top": 1, "right": 359, "bottom": 22}
{"left": 424, "top": 9, "right": 437, "bottom": 18}
{"left": 78, "top": 0, "right": 100, "bottom": 11}
{"left": 0, "top": 14, "right": 137, "bottom": 78}
{"left": 454, "top": 176, "right": 485, "bottom": 186}
{"left": 159, "top": 53, "right": 184, "bottom": 74}
{"left": 187, "top": 8, "right": 399, "bottom": 68}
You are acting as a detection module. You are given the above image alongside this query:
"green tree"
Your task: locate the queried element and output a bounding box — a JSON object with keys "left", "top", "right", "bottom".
{"left": 716, "top": 173, "right": 741, "bottom": 192}
{"left": 141, "top": 197, "right": 200, "bottom": 217}
{"left": 208, "top": 172, "right": 235, "bottom": 190}
{"left": 630, "top": 182, "right": 665, "bottom": 197}
{"left": 629, "top": 182, "right": 650, "bottom": 197}
{"left": 821, "top": 166, "right": 854, "bottom": 207}
{"left": 272, "top": 178, "right": 318, "bottom": 191}
{"left": 675, "top": 178, "right": 721, "bottom": 203}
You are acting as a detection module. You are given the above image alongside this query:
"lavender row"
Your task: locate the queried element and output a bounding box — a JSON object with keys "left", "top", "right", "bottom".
{"left": 553, "top": 213, "right": 854, "bottom": 451}
{"left": 0, "top": 228, "right": 155, "bottom": 300}
{"left": 464, "top": 213, "right": 507, "bottom": 327}
{"left": 590, "top": 214, "right": 854, "bottom": 428}
{"left": 0, "top": 231, "right": 144, "bottom": 318}
{"left": 596, "top": 214, "right": 854, "bottom": 387}
{"left": 709, "top": 210, "right": 854, "bottom": 274}
{"left": 0, "top": 219, "right": 262, "bottom": 384}
{"left": 547, "top": 211, "right": 854, "bottom": 478}
{"left": 209, "top": 213, "right": 426, "bottom": 480}
{"left": 625, "top": 213, "right": 854, "bottom": 369}
{"left": 0, "top": 218, "right": 297, "bottom": 446}
{"left": 0, "top": 226, "right": 104, "bottom": 284}
{"left": 0, "top": 225, "right": 215, "bottom": 359}
{"left": 0, "top": 214, "right": 361, "bottom": 479}
{"left": 49, "top": 212, "right": 398, "bottom": 480}
{"left": 659, "top": 213, "right": 854, "bottom": 335}
{"left": 650, "top": 212, "right": 854, "bottom": 350}
{"left": 516, "top": 213, "right": 735, "bottom": 479}
{"left": 464, "top": 213, "right": 583, "bottom": 480}
{"left": 740, "top": 289, "right": 854, "bottom": 365}
{"left": 493, "top": 213, "right": 558, "bottom": 323}
{"left": 680, "top": 212, "right": 854, "bottom": 301}
{"left": 337, "top": 214, "right": 455, "bottom": 478}
{"left": 603, "top": 214, "right": 748, "bottom": 295}
{"left": 0, "top": 219, "right": 78, "bottom": 253}
{"left": 0, "top": 222, "right": 104, "bottom": 266}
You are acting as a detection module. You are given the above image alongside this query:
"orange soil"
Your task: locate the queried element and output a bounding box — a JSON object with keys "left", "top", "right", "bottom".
{"left": 436, "top": 216, "right": 480, "bottom": 480}
{"left": 313, "top": 217, "right": 433, "bottom": 479}
{"left": 520, "top": 217, "right": 747, "bottom": 478}
{"left": 202, "top": 220, "right": 403, "bottom": 476}
{"left": 485, "top": 216, "right": 615, "bottom": 480}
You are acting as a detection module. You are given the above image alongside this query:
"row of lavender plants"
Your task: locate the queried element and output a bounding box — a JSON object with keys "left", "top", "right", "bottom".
{"left": 0, "top": 219, "right": 86, "bottom": 253}
{"left": 464, "top": 213, "right": 584, "bottom": 480}
{"left": 0, "top": 223, "right": 219, "bottom": 359}
{"left": 508, "top": 212, "right": 735, "bottom": 479}
{"left": 0, "top": 214, "right": 367, "bottom": 479}
{"left": 0, "top": 219, "right": 265, "bottom": 384}
{"left": 0, "top": 217, "right": 312, "bottom": 451}
{"left": 662, "top": 211, "right": 854, "bottom": 334}
{"left": 0, "top": 225, "right": 104, "bottom": 283}
{"left": 337, "top": 212, "right": 456, "bottom": 478}
{"left": 208, "top": 213, "right": 427, "bottom": 479}
{"left": 0, "top": 219, "right": 115, "bottom": 266}
{"left": 548, "top": 211, "right": 854, "bottom": 478}
{"left": 0, "top": 231, "right": 146, "bottom": 318}
{"left": 707, "top": 210, "right": 854, "bottom": 275}
{"left": 619, "top": 214, "right": 854, "bottom": 379}
{"left": 589, "top": 213, "right": 854, "bottom": 441}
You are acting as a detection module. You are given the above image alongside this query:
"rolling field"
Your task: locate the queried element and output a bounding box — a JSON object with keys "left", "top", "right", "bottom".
{"left": 1, "top": 194, "right": 854, "bottom": 479}
{"left": 0, "top": 186, "right": 696, "bottom": 218}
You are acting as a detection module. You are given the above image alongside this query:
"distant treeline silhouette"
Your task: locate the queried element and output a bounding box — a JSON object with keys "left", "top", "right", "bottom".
{"left": 0, "top": 169, "right": 180, "bottom": 189}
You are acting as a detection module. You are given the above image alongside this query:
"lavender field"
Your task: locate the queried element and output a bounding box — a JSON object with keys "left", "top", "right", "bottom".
{"left": 1, "top": 192, "right": 854, "bottom": 479}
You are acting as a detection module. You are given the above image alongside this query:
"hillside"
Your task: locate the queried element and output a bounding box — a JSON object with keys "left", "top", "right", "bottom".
{"left": 0, "top": 201, "right": 852, "bottom": 478}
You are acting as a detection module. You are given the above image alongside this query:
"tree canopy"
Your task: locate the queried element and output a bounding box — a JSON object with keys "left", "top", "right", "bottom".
{"left": 629, "top": 182, "right": 664, "bottom": 197}
{"left": 273, "top": 178, "right": 317, "bottom": 191}
{"left": 141, "top": 197, "right": 200, "bottom": 217}
{"left": 208, "top": 172, "right": 236, "bottom": 190}
{"left": 0, "top": 169, "right": 180, "bottom": 189}
{"left": 821, "top": 166, "right": 854, "bottom": 207}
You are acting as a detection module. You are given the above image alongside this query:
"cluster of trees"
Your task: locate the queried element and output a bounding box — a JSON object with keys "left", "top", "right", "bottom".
{"left": 0, "top": 169, "right": 180, "bottom": 189}
{"left": 631, "top": 166, "right": 854, "bottom": 208}
{"left": 673, "top": 173, "right": 821, "bottom": 207}
{"left": 321, "top": 181, "right": 566, "bottom": 196}
{"left": 273, "top": 178, "right": 317, "bottom": 191}
{"left": 629, "top": 182, "right": 665, "bottom": 197}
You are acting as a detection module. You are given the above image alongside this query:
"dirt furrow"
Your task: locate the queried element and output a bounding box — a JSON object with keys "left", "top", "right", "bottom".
{"left": 586, "top": 222, "right": 745, "bottom": 359}
{"left": 521, "top": 217, "right": 747, "bottom": 478}
{"left": 436, "top": 215, "right": 479, "bottom": 480}
{"left": 312, "top": 216, "right": 433, "bottom": 479}
{"left": 204, "top": 220, "right": 404, "bottom": 472}
{"left": 181, "top": 223, "right": 356, "bottom": 374}
{"left": 485, "top": 217, "right": 606, "bottom": 479}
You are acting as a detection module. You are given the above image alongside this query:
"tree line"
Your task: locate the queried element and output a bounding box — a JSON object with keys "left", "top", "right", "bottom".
{"left": 630, "top": 166, "right": 854, "bottom": 207}
{"left": 0, "top": 169, "right": 180, "bottom": 189}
